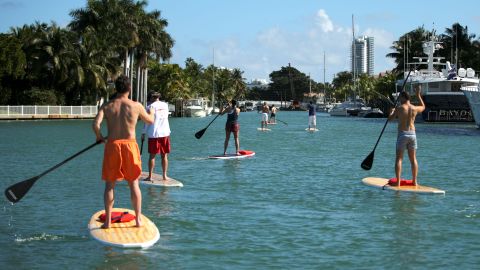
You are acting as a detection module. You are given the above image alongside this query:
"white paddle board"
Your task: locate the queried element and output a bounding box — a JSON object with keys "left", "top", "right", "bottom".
{"left": 267, "top": 122, "right": 277, "bottom": 125}
{"left": 305, "top": 128, "right": 319, "bottom": 132}
{"left": 209, "top": 150, "right": 255, "bottom": 159}
{"left": 257, "top": 128, "right": 271, "bottom": 131}
{"left": 88, "top": 208, "right": 160, "bottom": 248}
{"left": 362, "top": 177, "right": 445, "bottom": 194}
{"left": 139, "top": 172, "right": 183, "bottom": 187}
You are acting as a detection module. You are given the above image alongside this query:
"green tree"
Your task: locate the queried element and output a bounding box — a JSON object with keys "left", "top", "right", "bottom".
{"left": 386, "top": 26, "right": 433, "bottom": 73}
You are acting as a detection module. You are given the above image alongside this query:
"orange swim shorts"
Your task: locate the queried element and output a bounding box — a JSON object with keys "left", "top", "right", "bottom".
{"left": 102, "top": 139, "right": 142, "bottom": 182}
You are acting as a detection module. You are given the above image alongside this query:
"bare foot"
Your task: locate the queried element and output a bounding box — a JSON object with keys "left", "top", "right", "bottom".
{"left": 135, "top": 217, "right": 143, "bottom": 227}
{"left": 142, "top": 177, "right": 151, "bottom": 182}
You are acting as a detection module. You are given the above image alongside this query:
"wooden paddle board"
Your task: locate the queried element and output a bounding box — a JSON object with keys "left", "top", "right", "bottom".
{"left": 257, "top": 128, "right": 271, "bottom": 131}
{"left": 139, "top": 172, "right": 183, "bottom": 187}
{"left": 362, "top": 177, "right": 445, "bottom": 194}
{"left": 305, "top": 128, "right": 319, "bottom": 132}
{"left": 88, "top": 208, "right": 160, "bottom": 248}
{"left": 209, "top": 150, "right": 255, "bottom": 159}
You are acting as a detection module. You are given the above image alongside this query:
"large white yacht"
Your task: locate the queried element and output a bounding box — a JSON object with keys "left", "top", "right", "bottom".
{"left": 461, "top": 85, "right": 480, "bottom": 128}
{"left": 396, "top": 37, "right": 479, "bottom": 122}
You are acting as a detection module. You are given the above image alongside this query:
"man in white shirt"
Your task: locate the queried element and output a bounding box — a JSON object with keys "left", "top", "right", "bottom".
{"left": 141, "top": 91, "right": 171, "bottom": 181}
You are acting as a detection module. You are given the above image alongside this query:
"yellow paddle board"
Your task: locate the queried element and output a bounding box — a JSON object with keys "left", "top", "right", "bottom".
{"left": 362, "top": 177, "right": 445, "bottom": 194}
{"left": 88, "top": 208, "right": 160, "bottom": 248}
{"left": 139, "top": 172, "right": 183, "bottom": 187}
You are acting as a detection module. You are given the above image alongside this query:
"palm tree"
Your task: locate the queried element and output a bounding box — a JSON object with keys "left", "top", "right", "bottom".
{"left": 386, "top": 26, "right": 433, "bottom": 74}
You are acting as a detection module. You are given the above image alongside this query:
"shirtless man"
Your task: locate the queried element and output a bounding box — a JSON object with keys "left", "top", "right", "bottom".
{"left": 388, "top": 85, "right": 425, "bottom": 186}
{"left": 270, "top": 105, "right": 277, "bottom": 124}
{"left": 93, "top": 75, "right": 154, "bottom": 229}
{"left": 261, "top": 102, "right": 269, "bottom": 130}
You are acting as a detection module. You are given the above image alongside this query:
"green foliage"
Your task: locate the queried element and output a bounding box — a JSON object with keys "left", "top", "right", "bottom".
{"left": 0, "top": 34, "right": 26, "bottom": 78}
{"left": 20, "top": 88, "right": 58, "bottom": 105}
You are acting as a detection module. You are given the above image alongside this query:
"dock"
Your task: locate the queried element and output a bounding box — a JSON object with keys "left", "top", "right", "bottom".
{"left": 0, "top": 105, "right": 97, "bottom": 120}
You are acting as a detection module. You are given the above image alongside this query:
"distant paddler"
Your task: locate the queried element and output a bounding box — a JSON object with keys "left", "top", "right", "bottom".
{"left": 388, "top": 85, "right": 425, "bottom": 186}
{"left": 220, "top": 99, "right": 241, "bottom": 155}
{"left": 269, "top": 104, "right": 277, "bottom": 124}
{"left": 260, "top": 102, "right": 270, "bottom": 130}
{"left": 307, "top": 101, "right": 316, "bottom": 130}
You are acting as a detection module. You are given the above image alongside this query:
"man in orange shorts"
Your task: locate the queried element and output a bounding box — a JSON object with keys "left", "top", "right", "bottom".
{"left": 92, "top": 75, "right": 154, "bottom": 229}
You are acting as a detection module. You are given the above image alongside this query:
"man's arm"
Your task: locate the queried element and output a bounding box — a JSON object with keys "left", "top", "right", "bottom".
{"left": 388, "top": 107, "right": 397, "bottom": 121}
{"left": 92, "top": 107, "right": 105, "bottom": 142}
{"left": 138, "top": 102, "right": 154, "bottom": 124}
{"left": 415, "top": 86, "right": 426, "bottom": 113}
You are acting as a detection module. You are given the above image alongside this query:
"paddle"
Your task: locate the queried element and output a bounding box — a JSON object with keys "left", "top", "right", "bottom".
{"left": 361, "top": 70, "right": 412, "bottom": 170}
{"left": 140, "top": 135, "right": 145, "bottom": 155}
{"left": 4, "top": 139, "right": 104, "bottom": 203}
{"left": 275, "top": 119, "right": 288, "bottom": 126}
{"left": 194, "top": 112, "right": 223, "bottom": 139}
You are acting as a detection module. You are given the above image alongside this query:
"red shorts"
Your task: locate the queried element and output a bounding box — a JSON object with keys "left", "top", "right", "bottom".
{"left": 148, "top": 136, "right": 171, "bottom": 154}
{"left": 226, "top": 123, "right": 239, "bottom": 133}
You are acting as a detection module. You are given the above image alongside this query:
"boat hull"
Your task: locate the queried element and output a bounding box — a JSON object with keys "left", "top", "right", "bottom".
{"left": 421, "top": 93, "right": 473, "bottom": 122}
{"left": 462, "top": 89, "right": 480, "bottom": 127}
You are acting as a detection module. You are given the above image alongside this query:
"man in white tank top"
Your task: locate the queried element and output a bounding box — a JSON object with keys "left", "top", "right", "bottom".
{"left": 141, "top": 91, "right": 171, "bottom": 181}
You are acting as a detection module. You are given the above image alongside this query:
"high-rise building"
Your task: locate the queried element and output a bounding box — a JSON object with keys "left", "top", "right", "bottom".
{"left": 351, "top": 36, "right": 374, "bottom": 76}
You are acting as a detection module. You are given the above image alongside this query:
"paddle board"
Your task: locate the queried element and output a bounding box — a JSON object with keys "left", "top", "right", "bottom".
{"left": 139, "top": 172, "right": 183, "bottom": 187}
{"left": 305, "top": 128, "right": 319, "bottom": 132}
{"left": 257, "top": 128, "right": 271, "bottom": 131}
{"left": 267, "top": 122, "right": 277, "bottom": 125}
{"left": 88, "top": 208, "right": 160, "bottom": 248}
{"left": 209, "top": 150, "right": 255, "bottom": 159}
{"left": 362, "top": 177, "right": 445, "bottom": 194}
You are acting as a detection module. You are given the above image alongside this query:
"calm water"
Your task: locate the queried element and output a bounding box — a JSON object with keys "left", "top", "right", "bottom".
{"left": 1, "top": 112, "right": 479, "bottom": 269}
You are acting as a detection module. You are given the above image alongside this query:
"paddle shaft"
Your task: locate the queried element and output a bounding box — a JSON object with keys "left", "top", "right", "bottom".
{"left": 38, "top": 140, "right": 104, "bottom": 178}
{"left": 276, "top": 119, "right": 288, "bottom": 125}
{"left": 5, "top": 139, "right": 104, "bottom": 203}
{"left": 367, "top": 70, "right": 412, "bottom": 153}
{"left": 140, "top": 135, "right": 144, "bottom": 155}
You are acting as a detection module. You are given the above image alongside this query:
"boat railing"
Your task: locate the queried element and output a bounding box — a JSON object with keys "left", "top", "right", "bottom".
{"left": 0, "top": 105, "right": 98, "bottom": 118}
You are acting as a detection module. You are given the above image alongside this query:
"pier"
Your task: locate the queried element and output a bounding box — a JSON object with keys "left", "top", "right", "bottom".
{"left": 0, "top": 105, "right": 97, "bottom": 120}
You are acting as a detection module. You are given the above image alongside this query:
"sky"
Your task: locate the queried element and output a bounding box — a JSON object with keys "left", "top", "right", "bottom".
{"left": 1, "top": 0, "right": 479, "bottom": 83}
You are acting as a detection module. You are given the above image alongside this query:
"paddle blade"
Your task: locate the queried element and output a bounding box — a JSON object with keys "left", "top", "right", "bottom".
{"left": 4, "top": 176, "right": 39, "bottom": 203}
{"left": 361, "top": 151, "right": 375, "bottom": 170}
{"left": 195, "top": 128, "right": 206, "bottom": 139}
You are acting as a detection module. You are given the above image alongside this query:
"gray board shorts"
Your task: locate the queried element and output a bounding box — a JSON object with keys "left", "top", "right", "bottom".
{"left": 396, "top": 130, "right": 417, "bottom": 151}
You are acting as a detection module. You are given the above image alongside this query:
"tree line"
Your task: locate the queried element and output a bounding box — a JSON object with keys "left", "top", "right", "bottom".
{"left": 0, "top": 0, "right": 478, "bottom": 108}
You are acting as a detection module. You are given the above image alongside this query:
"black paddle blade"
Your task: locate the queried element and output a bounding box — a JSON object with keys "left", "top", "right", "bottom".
{"left": 195, "top": 128, "right": 206, "bottom": 139}
{"left": 361, "top": 151, "right": 375, "bottom": 170}
{"left": 4, "top": 176, "right": 39, "bottom": 203}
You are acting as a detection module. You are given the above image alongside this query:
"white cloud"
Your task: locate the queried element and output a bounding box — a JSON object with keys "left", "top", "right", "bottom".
{"left": 315, "top": 9, "right": 334, "bottom": 33}
{"left": 174, "top": 9, "right": 397, "bottom": 82}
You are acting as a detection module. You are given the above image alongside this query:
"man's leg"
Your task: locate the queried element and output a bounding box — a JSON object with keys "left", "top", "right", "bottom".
{"left": 148, "top": 153, "right": 156, "bottom": 180}
{"left": 408, "top": 148, "right": 418, "bottom": 185}
{"left": 128, "top": 180, "right": 142, "bottom": 227}
{"left": 102, "top": 180, "right": 116, "bottom": 229}
{"left": 224, "top": 131, "right": 231, "bottom": 155}
{"left": 233, "top": 130, "right": 240, "bottom": 155}
{"left": 395, "top": 148, "right": 404, "bottom": 187}
{"left": 161, "top": 153, "right": 168, "bottom": 180}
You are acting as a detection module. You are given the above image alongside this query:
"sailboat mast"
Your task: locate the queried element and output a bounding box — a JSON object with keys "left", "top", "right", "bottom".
{"left": 323, "top": 51, "right": 326, "bottom": 103}
{"left": 352, "top": 14, "right": 356, "bottom": 103}
{"left": 212, "top": 48, "right": 215, "bottom": 112}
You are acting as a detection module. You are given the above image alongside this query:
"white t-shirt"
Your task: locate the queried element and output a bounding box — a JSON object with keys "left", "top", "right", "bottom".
{"left": 144, "top": 100, "right": 171, "bottom": 138}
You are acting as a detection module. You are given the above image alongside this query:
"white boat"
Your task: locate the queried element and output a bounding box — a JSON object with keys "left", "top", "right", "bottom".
{"left": 329, "top": 99, "right": 370, "bottom": 117}
{"left": 185, "top": 98, "right": 213, "bottom": 117}
{"left": 396, "top": 36, "right": 479, "bottom": 122}
{"left": 461, "top": 85, "right": 480, "bottom": 128}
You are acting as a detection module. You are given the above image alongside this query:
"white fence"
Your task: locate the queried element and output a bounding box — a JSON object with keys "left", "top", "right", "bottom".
{"left": 0, "top": 105, "right": 98, "bottom": 118}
